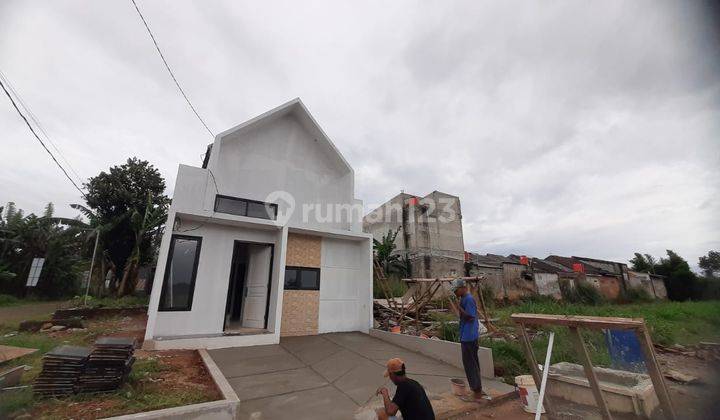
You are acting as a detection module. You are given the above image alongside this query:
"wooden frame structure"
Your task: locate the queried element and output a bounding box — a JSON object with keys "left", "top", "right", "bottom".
{"left": 512, "top": 313, "right": 676, "bottom": 420}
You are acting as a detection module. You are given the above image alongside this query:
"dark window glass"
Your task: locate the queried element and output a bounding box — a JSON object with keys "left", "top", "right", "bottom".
{"left": 215, "top": 197, "right": 247, "bottom": 216}
{"left": 247, "top": 201, "right": 275, "bottom": 220}
{"left": 159, "top": 236, "right": 202, "bottom": 311}
{"left": 284, "top": 266, "right": 320, "bottom": 290}
{"left": 214, "top": 195, "right": 277, "bottom": 221}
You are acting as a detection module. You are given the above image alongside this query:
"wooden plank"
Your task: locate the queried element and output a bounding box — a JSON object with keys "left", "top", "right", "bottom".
{"left": 568, "top": 327, "right": 613, "bottom": 420}
{"left": 511, "top": 313, "right": 644, "bottom": 330}
{"left": 517, "top": 324, "right": 556, "bottom": 418}
{"left": 635, "top": 327, "right": 677, "bottom": 420}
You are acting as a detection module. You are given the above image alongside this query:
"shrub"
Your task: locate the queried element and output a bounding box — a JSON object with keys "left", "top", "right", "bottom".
{"left": 478, "top": 284, "right": 496, "bottom": 307}
{"left": 622, "top": 286, "right": 653, "bottom": 303}
{"left": 561, "top": 280, "right": 603, "bottom": 305}
{"left": 437, "top": 320, "right": 459, "bottom": 342}
{"left": 373, "top": 275, "right": 408, "bottom": 299}
{"left": 0, "top": 294, "right": 20, "bottom": 307}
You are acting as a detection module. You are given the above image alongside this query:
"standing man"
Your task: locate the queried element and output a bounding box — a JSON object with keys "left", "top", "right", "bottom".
{"left": 450, "top": 279, "right": 490, "bottom": 402}
{"left": 376, "top": 358, "right": 435, "bottom": 420}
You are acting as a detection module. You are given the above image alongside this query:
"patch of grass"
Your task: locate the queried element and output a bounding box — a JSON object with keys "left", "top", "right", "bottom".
{"left": 0, "top": 293, "right": 21, "bottom": 307}
{"left": 0, "top": 388, "right": 34, "bottom": 418}
{"left": 65, "top": 295, "right": 149, "bottom": 309}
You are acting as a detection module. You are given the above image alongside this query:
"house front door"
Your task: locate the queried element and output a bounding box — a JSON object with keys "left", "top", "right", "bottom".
{"left": 241, "top": 244, "right": 273, "bottom": 329}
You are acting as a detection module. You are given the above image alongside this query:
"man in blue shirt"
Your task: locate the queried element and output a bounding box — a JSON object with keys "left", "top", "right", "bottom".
{"left": 450, "top": 279, "right": 490, "bottom": 402}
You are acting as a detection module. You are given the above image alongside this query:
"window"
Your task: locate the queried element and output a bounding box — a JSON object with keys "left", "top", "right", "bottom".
{"left": 159, "top": 235, "right": 202, "bottom": 311}
{"left": 214, "top": 195, "right": 277, "bottom": 221}
{"left": 284, "top": 266, "right": 320, "bottom": 290}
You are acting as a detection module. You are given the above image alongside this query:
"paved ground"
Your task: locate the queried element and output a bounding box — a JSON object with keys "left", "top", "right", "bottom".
{"left": 208, "top": 332, "right": 515, "bottom": 419}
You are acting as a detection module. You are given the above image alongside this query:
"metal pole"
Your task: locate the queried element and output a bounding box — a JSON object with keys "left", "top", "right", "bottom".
{"left": 535, "top": 331, "right": 555, "bottom": 420}
{"left": 84, "top": 230, "right": 100, "bottom": 306}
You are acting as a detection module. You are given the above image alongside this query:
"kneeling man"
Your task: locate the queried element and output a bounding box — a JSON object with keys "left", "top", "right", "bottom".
{"left": 376, "top": 358, "right": 435, "bottom": 420}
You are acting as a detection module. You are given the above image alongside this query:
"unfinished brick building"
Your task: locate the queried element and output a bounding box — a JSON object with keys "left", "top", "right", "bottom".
{"left": 363, "top": 191, "right": 465, "bottom": 279}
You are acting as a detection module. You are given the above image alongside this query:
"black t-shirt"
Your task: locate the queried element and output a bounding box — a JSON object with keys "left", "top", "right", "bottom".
{"left": 391, "top": 378, "right": 435, "bottom": 420}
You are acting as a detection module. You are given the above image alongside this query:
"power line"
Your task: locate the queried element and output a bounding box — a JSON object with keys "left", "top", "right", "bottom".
{"left": 0, "top": 68, "right": 85, "bottom": 186}
{"left": 130, "top": 0, "right": 214, "bottom": 138}
{"left": 0, "top": 77, "right": 87, "bottom": 199}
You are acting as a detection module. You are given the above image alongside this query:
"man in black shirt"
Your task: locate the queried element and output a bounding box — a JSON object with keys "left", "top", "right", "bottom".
{"left": 376, "top": 358, "right": 435, "bottom": 420}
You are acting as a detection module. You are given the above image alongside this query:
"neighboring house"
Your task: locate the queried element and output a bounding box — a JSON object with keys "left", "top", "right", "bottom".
{"left": 144, "top": 99, "right": 373, "bottom": 350}
{"left": 546, "top": 255, "right": 623, "bottom": 300}
{"left": 628, "top": 270, "right": 668, "bottom": 299}
{"left": 363, "top": 191, "right": 465, "bottom": 279}
{"left": 465, "top": 253, "right": 535, "bottom": 300}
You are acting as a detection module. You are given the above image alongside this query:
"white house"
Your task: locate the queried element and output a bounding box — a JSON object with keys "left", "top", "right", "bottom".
{"left": 143, "top": 99, "right": 373, "bottom": 350}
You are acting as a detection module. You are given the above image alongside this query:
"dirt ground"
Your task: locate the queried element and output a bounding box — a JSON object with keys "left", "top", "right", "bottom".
{"left": 0, "top": 301, "right": 64, "bottom": 327}
{"left": 3, "top": 312, "right": 222, "bottom": 420}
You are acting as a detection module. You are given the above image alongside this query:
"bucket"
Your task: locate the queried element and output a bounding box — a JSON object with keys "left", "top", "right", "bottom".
{"left": 450, "top": 378, "right": 467, "bottom": 396}
{"left": 515, "top": 375, "right": 545, "bottom": 414}
{"left": 390, "top": 326, "right": 401, "bottom": 333}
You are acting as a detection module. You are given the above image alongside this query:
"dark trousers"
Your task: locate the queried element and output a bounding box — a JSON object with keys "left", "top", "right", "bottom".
{"left": 461, "top": 339, "right": 482, "bottom": 391}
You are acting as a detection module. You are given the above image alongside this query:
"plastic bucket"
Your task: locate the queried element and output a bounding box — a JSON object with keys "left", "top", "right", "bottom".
{"left": 390, "top": 326, "right": 401, "bottom": 333}
{"left": 450, "top": 378, "right": 467, "bottom": 396}
{"left": 515, "top": 375, "right": 545, "bottom": 414}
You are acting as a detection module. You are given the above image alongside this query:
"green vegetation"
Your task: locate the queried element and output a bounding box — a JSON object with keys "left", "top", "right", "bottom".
{"left": 65, "top": 294, "right": 149, "bottom": 309}
{"left": 630, "top": 249, "right": 720, "bottom": 301}
{"left": 436, "top": 299, "right": 720, "bottom": 383}
{"left": 559, "top": 280, "right": 604, "bottom": 305}
{"left": 0, "top": 293, "right": 21, "bottom": 306}
{"left": 373, "top": 275, "right": 408, "bottom": 298}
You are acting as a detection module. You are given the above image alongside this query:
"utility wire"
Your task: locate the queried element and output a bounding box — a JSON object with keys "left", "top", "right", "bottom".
{"left": 0, "top": 68, "right": 85, "bottom": 186}
{"left": 0, "top": 77, "right": 87, "bottom": 199}
{"left": 130, "top": 0, "right": 214, "bottom": 138}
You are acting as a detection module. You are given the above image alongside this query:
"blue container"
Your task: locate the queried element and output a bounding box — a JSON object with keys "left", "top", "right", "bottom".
{"left": 604, "top": 329, "right": 646, "bottom": 373}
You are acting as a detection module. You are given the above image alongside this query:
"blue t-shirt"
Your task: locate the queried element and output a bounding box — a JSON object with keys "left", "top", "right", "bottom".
{"left": 458, "top": 293, "right": 479, "bottom": 342}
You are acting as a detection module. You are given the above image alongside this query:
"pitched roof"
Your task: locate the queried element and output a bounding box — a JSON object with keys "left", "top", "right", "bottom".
{"left": 215, "top": 98, "right": 353, "bottom": 174}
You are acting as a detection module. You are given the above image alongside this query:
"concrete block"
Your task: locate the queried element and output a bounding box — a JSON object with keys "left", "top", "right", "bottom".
{"left": 369, "top": 329, "right": 494, "bottom": 379}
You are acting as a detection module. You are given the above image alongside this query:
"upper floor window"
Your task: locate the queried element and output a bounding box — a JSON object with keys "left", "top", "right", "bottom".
{"left": 214, "top": 195, "right": 278, "bottom": 221}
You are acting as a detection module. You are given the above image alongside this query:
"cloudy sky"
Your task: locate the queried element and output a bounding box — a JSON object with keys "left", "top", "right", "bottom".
{"left": 1, "top": 0, "right": 718, "bottom": 268}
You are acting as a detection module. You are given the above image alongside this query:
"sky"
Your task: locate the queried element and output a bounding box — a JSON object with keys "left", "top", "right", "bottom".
{"left": 1, "top": 0, "right": 719, "bottom": 269}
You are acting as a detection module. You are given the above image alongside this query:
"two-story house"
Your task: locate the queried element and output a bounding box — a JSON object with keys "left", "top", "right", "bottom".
{"left": 143, "top": 99, "right": 373, "bottom": 350}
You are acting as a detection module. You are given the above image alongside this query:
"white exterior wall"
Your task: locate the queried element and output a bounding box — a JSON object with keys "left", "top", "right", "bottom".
{"left": 146, "top": 220, "right": 285, "bottom": 338}
{"left": 144, "top": 99, "right": 372, "bottom": 349}
{"left": 318, "top": 237, "right": 373, "bottom": 333}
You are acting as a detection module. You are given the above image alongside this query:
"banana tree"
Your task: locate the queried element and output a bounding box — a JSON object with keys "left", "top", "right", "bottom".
{"left": 116, "top": 193, "right": 167, "bottom": 296}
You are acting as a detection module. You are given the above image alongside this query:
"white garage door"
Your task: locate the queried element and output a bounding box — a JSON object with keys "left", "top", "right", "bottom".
{"left": 318, "top": 238, "right": 372, "bottom": 333}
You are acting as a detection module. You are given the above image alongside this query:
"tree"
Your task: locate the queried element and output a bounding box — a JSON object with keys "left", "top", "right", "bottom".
{"left": 83, "top": 158, "right": 169, "bottom": 296}
{"left": 629, "top": 253, "right": 656, "bottom": 273}
{"left": 0, "top": 202, "right": 84, "bottom": 298}
{"left": 699, "top": 250, "right": 720, "bottom": 279}
{"left": 373, "top": 227, "right": 407, "bottom": 276}
{"left": 655, "top": 250, "right": 698, "bottom": 301}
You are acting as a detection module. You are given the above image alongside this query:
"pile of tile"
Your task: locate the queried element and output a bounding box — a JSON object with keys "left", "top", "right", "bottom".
{"left": 33, "top": 337, "right": 136, "bottom": 397}
{"left": 78, "top": 337, "right": 137, "bottom": 393}
{"left": 33, "top": 345, "right": 91, "bottom": 396}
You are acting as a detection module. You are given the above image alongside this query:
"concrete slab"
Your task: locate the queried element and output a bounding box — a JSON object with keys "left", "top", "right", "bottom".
{"left": 280, "top": 335, "right": 343, "bottom": 365}
{"left": 333, "top": 359, "right": 392, "bottom": 405}
{"left": 228, "top": 367, "right": 327, "bottom": 401}
{"left": 237, "top": 385, "right": 359, "bottom": 420}
{"left": 310, "top": 349, "right": 368, "bottom": 382}
{"left": 208, "top": 332, "right": 513, "bottom": 419}
{"left": 212, "top": 351, "right": 305, "bottom": 378}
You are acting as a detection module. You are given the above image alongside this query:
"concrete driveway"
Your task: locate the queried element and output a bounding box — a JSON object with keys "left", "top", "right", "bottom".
{"left": 208, "top": 332, "right": 514, "bottom": 419}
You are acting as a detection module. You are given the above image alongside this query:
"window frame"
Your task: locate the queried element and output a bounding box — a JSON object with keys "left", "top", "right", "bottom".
{"left": 284, "top": 266, "right": 321, "bottom": 291}
{"left": 214, "top": 194, "right": 278, "bottom": 220}
{"left": 159, "top": 234, "right": 203, "bottom": 312}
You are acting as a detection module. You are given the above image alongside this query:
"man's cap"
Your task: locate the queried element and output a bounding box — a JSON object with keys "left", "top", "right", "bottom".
{"left": 383, "top": 358, "right": 405, "bottom": 377}
{"left": 450, "top": 278, "right": 466, "bottom": 291}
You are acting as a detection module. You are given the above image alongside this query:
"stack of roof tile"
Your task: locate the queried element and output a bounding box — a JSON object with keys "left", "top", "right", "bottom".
{"left": 78, "top": 337, "right": 136, "bottom": 393}
{"left": 33, "top": 345, "right": 91, "bottom": 396}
